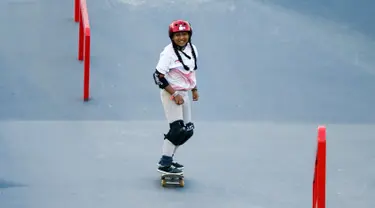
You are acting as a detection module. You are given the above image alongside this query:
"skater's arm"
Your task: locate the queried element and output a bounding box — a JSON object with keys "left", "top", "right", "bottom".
{"left": 153, "top": 70, "right": 183, "bottom": 104}
{"left": 153, "top": 70, "right": 176, "bottom": 95}
{"left": 164, "top": 85, "right": 177, "bottom": 96}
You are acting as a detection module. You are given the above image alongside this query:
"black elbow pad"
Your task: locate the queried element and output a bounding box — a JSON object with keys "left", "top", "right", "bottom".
{"left": 153, "top": 70, "right": 169, "bottom": 89}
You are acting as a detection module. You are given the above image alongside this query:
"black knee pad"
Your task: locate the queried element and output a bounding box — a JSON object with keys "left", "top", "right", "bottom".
{"left": 165, "top": 120, "right": 186, "bottom": 146}
{"left": 178, "top": 122, "right": 194, "bottom": 146}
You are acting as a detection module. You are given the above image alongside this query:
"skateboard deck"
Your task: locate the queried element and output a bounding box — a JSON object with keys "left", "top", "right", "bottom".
{"left": 159, "top": 172, "right": 184, "bottom": 187}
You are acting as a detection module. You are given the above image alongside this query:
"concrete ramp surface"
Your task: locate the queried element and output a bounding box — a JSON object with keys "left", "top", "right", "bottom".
{"left": 0, "top": 0, "right": 374, "bottom": 208}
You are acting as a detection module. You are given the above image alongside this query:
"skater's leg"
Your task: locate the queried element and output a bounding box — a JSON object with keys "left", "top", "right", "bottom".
{"left": 182, "top": 92, "right": 192, "bottom": 124}
{"left": 169, "top": 91, "right": 190, "bottom": 156}
{"left": 173, "top": 146, "right": 179, "bottom": 155}
{"left": 158, "top": 90, "right": 185, "bottom": 173}
{"left": 160, "top": 89, "right": 182, "bottom": 160}
{"left": 179, "top": 92, "right": 194, "bottom": 146}
{"left": 159, "top": 120, "right": 185, "bottom": 162}
{"left": 171, "top": 91, "right": 191, "bottom": 154}
{"left": 171, "top": 92, "right": 193, "bottom": 170}
{"left": 162, "top": 139, "right": 175, "bottom": 157}
{"left": 160, "top": 89, "right": 184, "bottom": 124}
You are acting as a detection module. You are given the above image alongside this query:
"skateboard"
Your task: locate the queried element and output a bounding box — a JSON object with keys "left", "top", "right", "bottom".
{"left": 160, "top": 172, "right": 184, "bottom": 187}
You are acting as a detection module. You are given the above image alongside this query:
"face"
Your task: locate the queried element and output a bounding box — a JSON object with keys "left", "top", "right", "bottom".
{"left": 172, "top": 32, "right": 190, "bottom": 47}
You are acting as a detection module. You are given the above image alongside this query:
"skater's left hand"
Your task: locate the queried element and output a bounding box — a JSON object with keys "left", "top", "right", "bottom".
{"left": 192, "top": 89, "right": 199, "bottom": 101}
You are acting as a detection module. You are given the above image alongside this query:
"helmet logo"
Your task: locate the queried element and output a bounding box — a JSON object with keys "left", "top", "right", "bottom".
{"left": 179, "top": 25, "right": 186, "bottom": 31}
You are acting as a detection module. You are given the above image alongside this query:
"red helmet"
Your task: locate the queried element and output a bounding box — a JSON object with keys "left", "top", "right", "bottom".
{"left": 168, "top": 20, "right": 193, "bottom": 39}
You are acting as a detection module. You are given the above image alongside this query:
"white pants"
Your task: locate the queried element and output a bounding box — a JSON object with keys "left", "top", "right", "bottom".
{"left": 160, "top": 89, "right": 191, "bottom": 124}
{"left": 160, "top": 89, "right": 192, "bottom": 159}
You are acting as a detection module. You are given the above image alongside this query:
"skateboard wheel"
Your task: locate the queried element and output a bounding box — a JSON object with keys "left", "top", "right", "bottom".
{"left": 161, "top": 179, "right": 166, "bottom": 187}
{"left": 179, "top": 179, "right": 184, "bottom": 187}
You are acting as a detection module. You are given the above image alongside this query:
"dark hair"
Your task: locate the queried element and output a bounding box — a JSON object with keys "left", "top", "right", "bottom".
{"left": 172, "top": 40, "right": 197, "bottom": 71}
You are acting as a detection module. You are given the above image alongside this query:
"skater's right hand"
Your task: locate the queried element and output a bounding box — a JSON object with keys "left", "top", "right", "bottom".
{"left": 174, "top": 94, "right": 184, "bottom": 105}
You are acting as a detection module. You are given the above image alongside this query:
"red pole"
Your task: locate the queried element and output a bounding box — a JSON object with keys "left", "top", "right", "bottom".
{"left": 78, "top": 14, "right": 84, "bottom": 61}
{"left": 77, "top": 0, "right": 91, "bottom": 101}
{"left": 74, "top": 0, "right": 80, "bottom": 22}
{"left": 83, "top": 31, "right": 90, "bottom": 101}
{"left": 317, "top": 126, "right": 326, "bottom": 208}
{"left": 312, "top": 156, "right": 317, "bottom": 208}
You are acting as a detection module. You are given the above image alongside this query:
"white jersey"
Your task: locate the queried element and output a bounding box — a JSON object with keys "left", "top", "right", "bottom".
{"left": 155, "top": 43, "right": 198, "bottom": 91}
